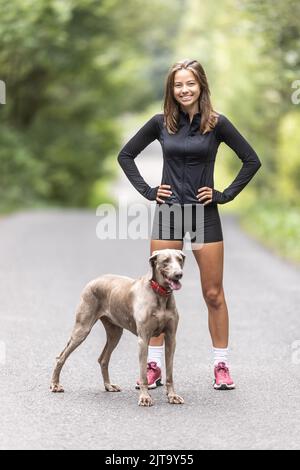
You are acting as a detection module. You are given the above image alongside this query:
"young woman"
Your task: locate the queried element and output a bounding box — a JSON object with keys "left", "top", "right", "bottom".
{"left": 117, "top": 59, "right": 262, "bottom": 390}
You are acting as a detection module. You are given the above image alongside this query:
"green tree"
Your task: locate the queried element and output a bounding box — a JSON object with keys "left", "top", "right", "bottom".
{"left": 0, "top": 0, "right": 183, "bottom": 211}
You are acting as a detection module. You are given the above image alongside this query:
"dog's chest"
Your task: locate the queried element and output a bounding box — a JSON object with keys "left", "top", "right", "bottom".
{"left": 149, "top": 309, "right": 173, "bottom": 336}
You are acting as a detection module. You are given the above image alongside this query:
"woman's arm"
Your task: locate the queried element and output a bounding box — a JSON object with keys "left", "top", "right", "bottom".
{"left": 212, "top": 114, "right": 262, "bottom": 204}
{"left": 117, "top": 114, "right": 160, "bottom": 201}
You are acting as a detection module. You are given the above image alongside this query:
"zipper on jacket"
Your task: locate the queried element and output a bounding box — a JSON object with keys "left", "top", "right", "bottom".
{"left": 181, "top": 132, "right": 189, "bottom": 204}
{"left": 181, "top": 118, "right": 194, "bottom": 204}
{"left": 180, "top": 113, "right": 196, "bottom": 204}
{"left": 181, "top": 159, "right": 186, "bottom": 204}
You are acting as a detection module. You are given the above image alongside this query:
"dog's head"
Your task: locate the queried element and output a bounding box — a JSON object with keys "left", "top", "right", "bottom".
{"left": 149, "top": 248, "right": 186, "bottom": 291}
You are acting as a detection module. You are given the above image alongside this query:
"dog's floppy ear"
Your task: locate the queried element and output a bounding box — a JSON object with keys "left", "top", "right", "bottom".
{"left": 178, "top": 250, "right": 186, "bottom": 264}
{"left": 149, "top": 250, "right": 159, "bottom": 267}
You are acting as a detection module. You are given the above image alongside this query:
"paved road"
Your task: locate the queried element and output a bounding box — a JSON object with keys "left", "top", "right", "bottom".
{"left": 1, "top": 138, "right": 300, "bottom": 450}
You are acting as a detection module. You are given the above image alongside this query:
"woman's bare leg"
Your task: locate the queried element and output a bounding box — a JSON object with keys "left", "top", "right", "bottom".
{"left": 192, "top": 241, "right": 228, "bottom": 348}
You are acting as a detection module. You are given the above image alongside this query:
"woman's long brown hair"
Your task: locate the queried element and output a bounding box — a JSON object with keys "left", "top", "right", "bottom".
{"left": 163, "top": 59, "right": 219, "bottom": 135}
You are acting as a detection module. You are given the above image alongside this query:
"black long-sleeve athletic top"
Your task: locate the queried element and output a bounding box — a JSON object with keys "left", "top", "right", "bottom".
{"left": 117, "top": 109, "right": 262, "bottom": 205}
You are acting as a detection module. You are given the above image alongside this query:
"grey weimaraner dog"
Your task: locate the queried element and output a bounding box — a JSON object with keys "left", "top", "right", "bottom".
{"left": 50, "top": 248, "right": 185, "bottom": 406}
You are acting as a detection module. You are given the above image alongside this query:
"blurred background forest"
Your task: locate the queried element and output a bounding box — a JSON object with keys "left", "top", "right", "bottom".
{"left": 0, "top": 0, "right": 299, "bottom": 263}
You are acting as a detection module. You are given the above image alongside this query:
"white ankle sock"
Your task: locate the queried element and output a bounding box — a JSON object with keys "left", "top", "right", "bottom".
{"left": 147, "top": 345, "right": 164, "bottom": 368}
{"left": 213, "top": 347, "right": 229, "bottom": 366}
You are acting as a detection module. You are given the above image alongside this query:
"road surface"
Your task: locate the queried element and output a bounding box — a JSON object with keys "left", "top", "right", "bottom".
{"left": 1, "top": 137, "right": 300, "bottom": 450}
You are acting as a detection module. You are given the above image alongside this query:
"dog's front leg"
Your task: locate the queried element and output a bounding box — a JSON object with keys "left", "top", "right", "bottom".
{"left": 165, "top": 328, "right": 184, "bottom": 405}
{"left": 137, "top": 335, "right": 153, "bottom": 407}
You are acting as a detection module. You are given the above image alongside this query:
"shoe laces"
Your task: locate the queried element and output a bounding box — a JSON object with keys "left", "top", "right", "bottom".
{"left": 216, "top": 362, "right": 229, "bottom": 378}
{"left": 147, "top": 361, "right": 158, "bottom": 371}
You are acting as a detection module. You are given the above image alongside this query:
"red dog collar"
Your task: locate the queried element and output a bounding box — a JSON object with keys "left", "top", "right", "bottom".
{"left": 150, "top": 279, "right": 172, "bottom": 296}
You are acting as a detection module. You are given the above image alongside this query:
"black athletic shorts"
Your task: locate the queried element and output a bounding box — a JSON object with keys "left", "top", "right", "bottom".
{"left": 151, "top": 203, "right": 223, "bottom": 243}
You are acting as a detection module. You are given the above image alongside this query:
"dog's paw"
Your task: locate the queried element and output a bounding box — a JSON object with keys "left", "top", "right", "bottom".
{"left": 168, "top": 393, "right": 184, "bottom": 404}
{"left": 105, "top": 383, "right": 121, "bottom": 392}
{"left": 138, "top": 394, "right": 154, "bottom": 407}
{"left": 50, "top": 383, "right": 64, "bottom": 393}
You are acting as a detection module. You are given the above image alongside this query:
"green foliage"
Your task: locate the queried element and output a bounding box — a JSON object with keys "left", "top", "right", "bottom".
{"left": 276, "top": 111, "right": 300, "bottom": 205}
{"left": 1, "top": 0, "right": 299, "bottom": 264}
{"left": 171, "top": 0, "right": 300, "bottom": 263}
{"left": 0, "top": 0, "right": 182, "bottom": 210}
{"left": 240, "top": 197, "right": 300, "bottom": 265}
{"left": 0, "top": 125, "right": 45, "bottom": 212}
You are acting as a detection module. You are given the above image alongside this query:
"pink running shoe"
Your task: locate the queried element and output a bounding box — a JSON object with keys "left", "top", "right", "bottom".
{"left": 135, "top": 361, "right": 163, "bottom": 389}
{"left": 213, "top": 362, "right": 235, "bottom": 390}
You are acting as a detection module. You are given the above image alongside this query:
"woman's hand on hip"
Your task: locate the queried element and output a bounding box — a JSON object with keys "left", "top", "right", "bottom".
{"left": 156, "top": 184, "right": 172, "bottom": 204}
{"left": 197, "top": 186, "right": 213, "bottom": 205}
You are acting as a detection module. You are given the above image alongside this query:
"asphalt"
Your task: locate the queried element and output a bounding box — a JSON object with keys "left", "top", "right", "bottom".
{"left": 1, "top": 138, "right": 300, "bottom": 450}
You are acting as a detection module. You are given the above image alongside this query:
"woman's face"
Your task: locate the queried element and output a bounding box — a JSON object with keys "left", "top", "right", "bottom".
{"left": 173, "top": 69, "right": 201, "bottom": 110}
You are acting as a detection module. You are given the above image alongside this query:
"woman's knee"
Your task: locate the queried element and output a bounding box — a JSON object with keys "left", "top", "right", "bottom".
{"left": 203, "top": 287, "right": 224, "bottom": 309}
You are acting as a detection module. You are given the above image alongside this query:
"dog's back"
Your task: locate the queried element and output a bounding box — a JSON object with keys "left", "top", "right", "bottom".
{"left": 82, "top": 274, "right": 138, "bottom": 332}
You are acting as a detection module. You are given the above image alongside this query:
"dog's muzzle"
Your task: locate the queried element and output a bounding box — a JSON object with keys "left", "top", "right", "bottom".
{"left": 163, "top": 272, "right": 182, "bottom": 291}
